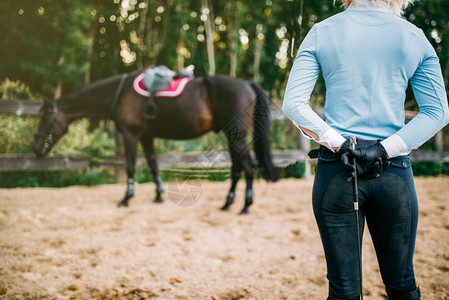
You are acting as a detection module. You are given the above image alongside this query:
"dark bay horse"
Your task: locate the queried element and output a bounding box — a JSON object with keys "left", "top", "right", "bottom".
{"left": 32, "top": 69, "right": 278, "bottom": 214}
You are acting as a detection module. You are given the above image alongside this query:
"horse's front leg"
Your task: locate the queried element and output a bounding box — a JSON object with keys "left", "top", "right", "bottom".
{"left": 118, "top": 131, "right": 139, "bottom": 207}
{"left": 140, "top": 132, "right": 164, "bottom": 203}
{"left": 221, "top": 162, "right": 241, "bottom": 211}
{"left": 223, "top": 130, "right": 254, "bottom": 214}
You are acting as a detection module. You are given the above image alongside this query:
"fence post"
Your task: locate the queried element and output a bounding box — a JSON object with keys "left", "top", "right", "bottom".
{"left": 298, "top": 132, "right": 311, "bottom": 178}
{"left": 435, "top": 130, "right": 444, "bottom": 162}
{"left": 435, "top": 130, "right": 443, "bottom": 152}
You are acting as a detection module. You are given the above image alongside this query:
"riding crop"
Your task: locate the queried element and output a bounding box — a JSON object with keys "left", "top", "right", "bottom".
{"left": 350, "top": 136, "right": 363, "bottom": 300}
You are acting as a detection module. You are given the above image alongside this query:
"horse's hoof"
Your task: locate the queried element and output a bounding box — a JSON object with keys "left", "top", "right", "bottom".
{"left": 154, "top": 197, "right": 163, "bottom": 203}
{"left": 239, "top": 208, "right": 249, "bottom": 215}
{"left": 220, "top": 203, "right": 231, "bottom": 211}
{"left": 118, "top": 201, "right": 128, "bottom": 207}
{"left": 221, "top": 199, "right": 234, "bottom": 211}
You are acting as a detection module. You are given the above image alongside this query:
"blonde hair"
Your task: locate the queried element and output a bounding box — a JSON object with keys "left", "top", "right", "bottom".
{"left": 341, "top": 0, "right": 413, "bottom": 16}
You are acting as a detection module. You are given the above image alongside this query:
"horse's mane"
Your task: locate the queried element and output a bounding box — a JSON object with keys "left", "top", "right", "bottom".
{"left": 56, "top": 69, "right": 143, "bottom": 118}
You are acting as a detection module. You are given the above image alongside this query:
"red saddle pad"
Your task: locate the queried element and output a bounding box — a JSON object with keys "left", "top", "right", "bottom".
{"left": 133, "top": 71, "right": 194, "bottom": 98}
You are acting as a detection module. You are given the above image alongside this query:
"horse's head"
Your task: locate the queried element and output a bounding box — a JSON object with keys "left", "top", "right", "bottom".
{"left": 32, "top": 99, "right": 68, "bottom": 157}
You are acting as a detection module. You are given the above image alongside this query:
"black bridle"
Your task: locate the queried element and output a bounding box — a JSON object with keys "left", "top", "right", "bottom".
{"left": 34, "top": 101, "right": 67, "bottom": 155}
{"left": 34, "top": 73, "right": 128, "bottom": 156}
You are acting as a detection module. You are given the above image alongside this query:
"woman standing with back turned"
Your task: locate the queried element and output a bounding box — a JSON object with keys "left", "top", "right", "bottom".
{"left": 282, "top": 0, "right": 449, "bottom": 299}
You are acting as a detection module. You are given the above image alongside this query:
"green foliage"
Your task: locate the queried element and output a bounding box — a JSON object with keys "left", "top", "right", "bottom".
{"left": 0, "top": 168, "right": 115, "bottom": 188}
{"left": 0, "top": 78, "right": 117, "bottom": 157}
{"left": 1, "top": 0, "right": 448, "bottom": 101}
{"left": 0, "top": 0, "right": 92, "bottom": 96}
{"left": 4, "top": 160, "right": 447, "bottom": 188}
{"left": 150, "top": 131, "right": 230, "bottom": 155}
{"left": 283, "top": 162, "right": 306, "bottom": 178}
{"left": 417, "top": 139, "right": 435, "bottom": 151}
{"left": 51, "top": 120, "right": 117, "bottom": 158}
{"left": 0, "top": 116, "right": 117, "bottom": 158}
{"left": 0, "top": 80, "right": 40, "bottom": 154}
{"left": 135, "top": 166, "right": 231, "bottom": 184}
{"left": 270, "top": 120, "right": 301, "bottom": 150}
{"left": 442, "top": 163, "right": 449, "bottom": 175}
{"left": 412, "top": 161, "right": 443, "bottom": 177}
{"left": 0, "top": 78, "right": 35, "bottom": 99}
{"left": 0, "top": 115, "right": 39, "bottom": 154}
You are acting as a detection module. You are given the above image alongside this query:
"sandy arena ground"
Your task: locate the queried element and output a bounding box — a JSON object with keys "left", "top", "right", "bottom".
{"left": 0, "top": 177, "right": 448, "bottom": 299}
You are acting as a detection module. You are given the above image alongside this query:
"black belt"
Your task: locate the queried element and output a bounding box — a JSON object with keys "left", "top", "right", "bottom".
{"left": 308, "top": 139, "right": 378, "bottom": 159}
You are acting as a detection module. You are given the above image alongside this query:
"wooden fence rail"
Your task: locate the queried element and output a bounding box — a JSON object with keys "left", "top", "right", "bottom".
{"left": 1, "top": 150, "right": 447, "bottom": 172}
{"left": 0, "top": 100, "right": 42, "bottom": 116}
{"left": 0, "top": 150, "right": 306, "bottom": 172}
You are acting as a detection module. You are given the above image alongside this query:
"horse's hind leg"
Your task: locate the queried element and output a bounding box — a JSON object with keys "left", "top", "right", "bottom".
{"left": 223, "top": 128, "right": 254, "bottom": 214}
{"left": 140, "top": 132, "right": 164, "bottom": 203}
{"left": 118, "top": 131, "right": 139, "bottom": 207}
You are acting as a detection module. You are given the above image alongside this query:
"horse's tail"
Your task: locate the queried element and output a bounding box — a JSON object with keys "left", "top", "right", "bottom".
{"left": 251, "top": 83, "right": 278, "bottom": 182}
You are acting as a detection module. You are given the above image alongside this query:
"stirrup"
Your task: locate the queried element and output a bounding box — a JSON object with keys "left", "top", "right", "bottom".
{"left": 144, "top": 100, "right": 158, "bottom": 120}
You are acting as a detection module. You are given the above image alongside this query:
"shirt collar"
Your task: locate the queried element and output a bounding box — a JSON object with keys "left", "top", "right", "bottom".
{"left": 347, "top": 0, "right": 393, "bottom": 13}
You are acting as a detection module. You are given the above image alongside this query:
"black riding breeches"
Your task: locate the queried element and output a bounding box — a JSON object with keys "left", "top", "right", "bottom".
{"left": 312, "top": 147, "right": 418, "bottom": 299}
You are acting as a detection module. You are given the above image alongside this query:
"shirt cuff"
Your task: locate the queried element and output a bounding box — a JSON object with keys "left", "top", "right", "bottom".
{"left": 317, "top": 128, "right": 346, "bottom": 152}
{"left": 381, "top": 134, "right": 410, "bottom": 158}
{"left": 292, "top": 121, "right": 345, "bottom": 153}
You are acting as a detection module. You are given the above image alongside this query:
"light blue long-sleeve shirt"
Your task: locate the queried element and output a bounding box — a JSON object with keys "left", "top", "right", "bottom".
{"left": 282, "top": 2, "right": 449, "bottom": 157}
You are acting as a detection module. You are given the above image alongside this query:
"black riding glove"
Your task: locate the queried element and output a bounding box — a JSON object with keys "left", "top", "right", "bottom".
{"left": 347, "top": 142, "right": 389, "bottom": 179}
{"left": 337, "top": 139, "right": 357, "bottom": 179}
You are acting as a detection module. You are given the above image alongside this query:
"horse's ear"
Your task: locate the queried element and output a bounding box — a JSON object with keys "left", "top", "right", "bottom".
{"left": 39, "top": 99, "right": 53, "bottom": 113}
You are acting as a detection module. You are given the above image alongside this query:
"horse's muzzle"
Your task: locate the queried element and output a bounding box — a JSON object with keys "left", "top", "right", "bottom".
{"left": 32, "top": 134, "right": 51, "bottom": 158}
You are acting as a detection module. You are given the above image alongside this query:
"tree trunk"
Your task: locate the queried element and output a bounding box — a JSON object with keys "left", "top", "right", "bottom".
{"left": 85, "top": 11, "right": 99, "bottom": 84}
{"left": 145, "top": 9, "right": 154, "bottom": 63}
{"left": 202, "top": 0, "right": 215, "bottom": 75}
{"left": 253, "top": 39, "right": 262, "bottom": 83}
{"left": 54, "top": 82, "right": 63, "bottom": 100}
{"left": 137, "top": 0, "right": 150, "bottom": 69}
{"left": 152, "top": 1, "right": 174, "bottom": 64}
{"left": 229, "top": 39, "right": 237, "bottom": 77}
{"left": 84, "top": 62, "right": 92, "bottom": 85}
{"left": 298, "top": 0, "right": 305, "bottom": 46}
{"left": 225, "top": 2, "right": 237, "bottom": 77}
{"left": 177, "top": 40, "right": 185, "bottom": 71}
{"left": 54, "top": 54, "right": 65, "bottom": 99}
{"left": 443, "top": 48, "right": 449, "bottom": 92}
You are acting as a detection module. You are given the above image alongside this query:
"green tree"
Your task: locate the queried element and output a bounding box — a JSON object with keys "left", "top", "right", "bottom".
{"left": 0, "top": 0, "right": 92, "bottom": 98}
{"left": 1, "top": 0, "right": 448, "bottom": 110}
